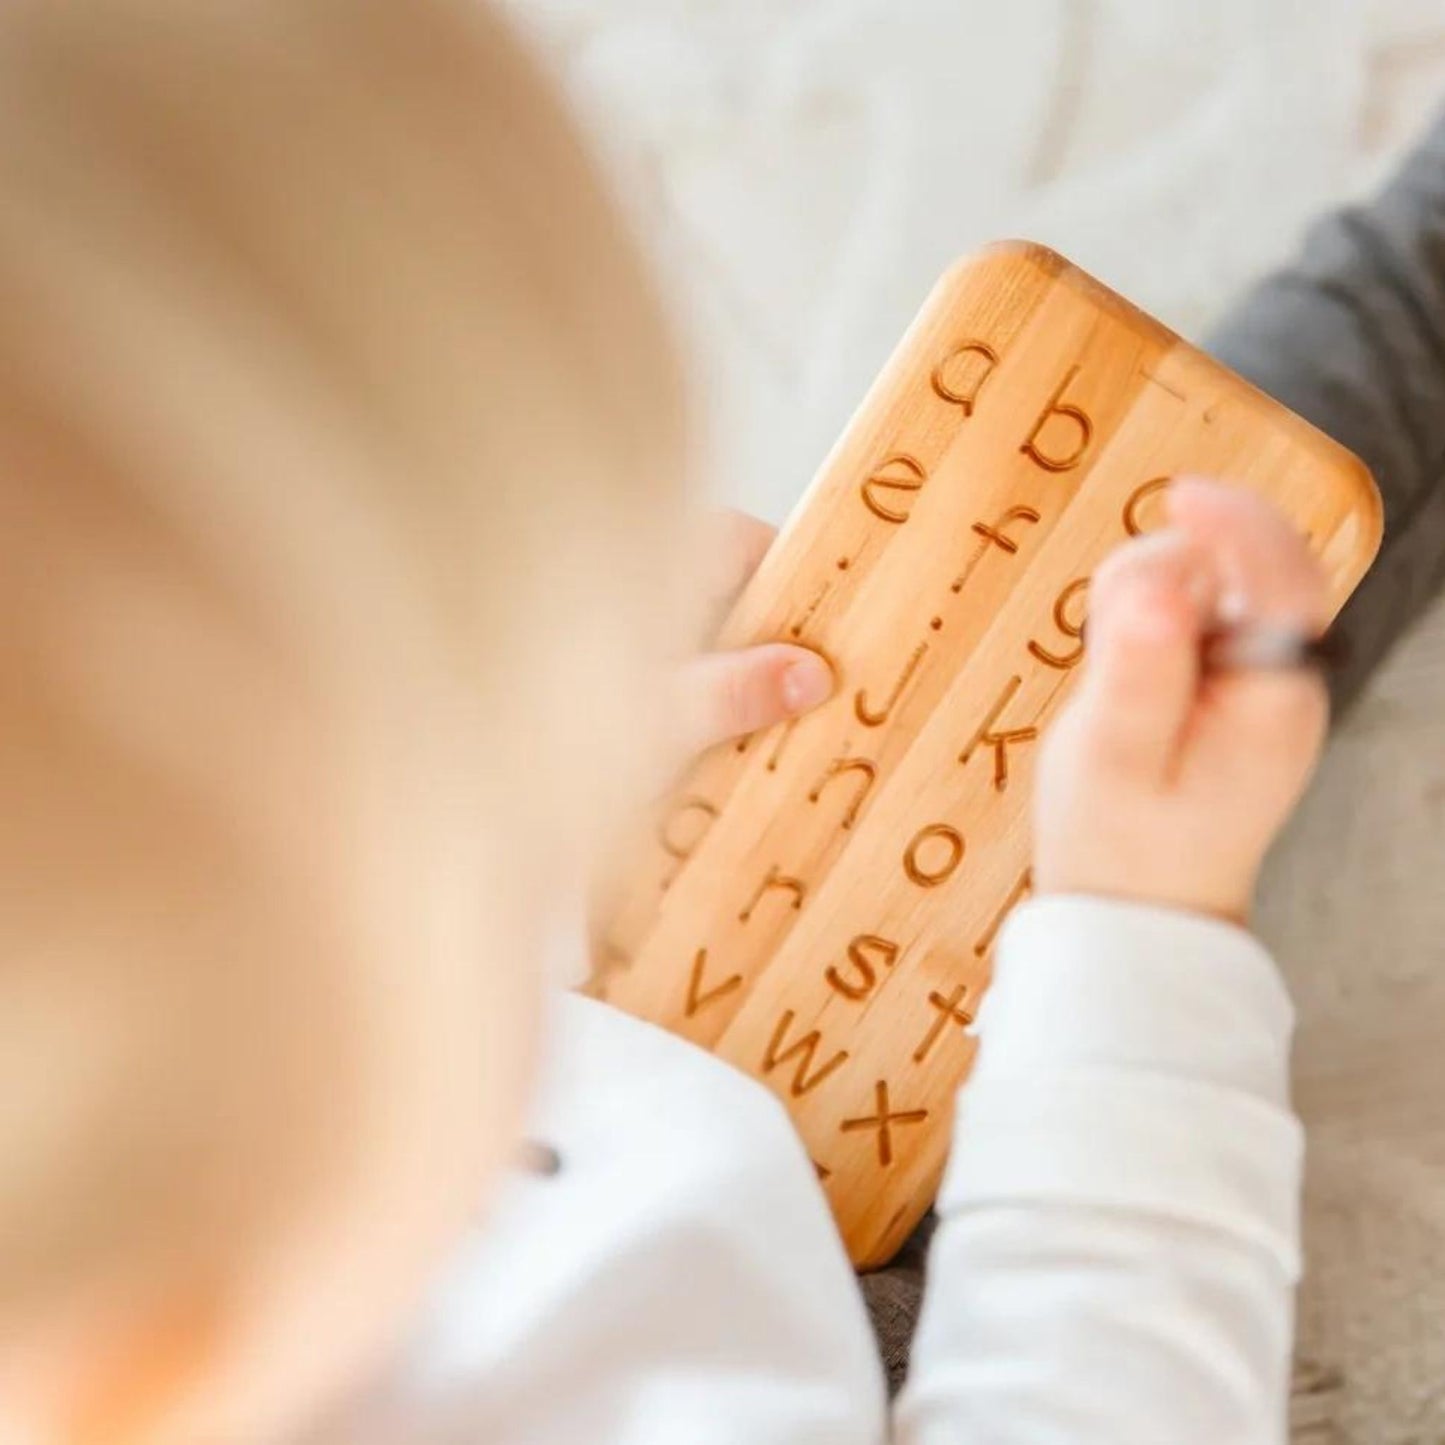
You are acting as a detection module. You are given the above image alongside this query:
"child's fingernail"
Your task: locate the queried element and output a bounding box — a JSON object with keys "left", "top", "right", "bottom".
{"left": 782, "top": 654, "right": 833, "bottom": 713}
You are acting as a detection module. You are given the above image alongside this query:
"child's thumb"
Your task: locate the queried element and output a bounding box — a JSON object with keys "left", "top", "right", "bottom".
{"left": 1073, "top": 531, "right": 1212, "bottom": 782}
{"left": 670, "top": 643, "right": 834, "bottom": 760}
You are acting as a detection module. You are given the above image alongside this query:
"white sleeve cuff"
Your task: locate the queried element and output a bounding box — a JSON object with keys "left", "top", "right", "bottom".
{"left": 974, "top": 896, "right": 1296, "bottom": 1104}
{"left": 942, "top": 897, "right": 1304, "bottom": 1278}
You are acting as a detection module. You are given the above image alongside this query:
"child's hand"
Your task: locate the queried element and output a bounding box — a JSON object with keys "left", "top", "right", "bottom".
{"left": 1034, "top": 478, "right": 1331, "bottom": 923}
{"left": 668, "top": 511, "right": 834, "bottom": 758}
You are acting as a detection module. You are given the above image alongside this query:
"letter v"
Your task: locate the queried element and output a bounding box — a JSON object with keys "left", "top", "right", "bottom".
{"left": 684, "top": 948, "right": 742, "bottom": 1019}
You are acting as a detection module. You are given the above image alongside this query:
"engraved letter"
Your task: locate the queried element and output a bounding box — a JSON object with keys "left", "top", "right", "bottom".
{"left": 972, "top": 504, "right": 1042, "bottom": 555}
{"left": 903, "top": 823, "right": 966, "bottom": 888}
{"left": 953, "top": 506, "right": 1044, "bottom": 595}
{"left": 684, "top": 948, "right": 742, "bottom": 1019}
{"left": 825, "top": 934, "right": 901, "bottom": 1002}
{"left": 764, "top": 719, "right": 799, "bottom": 773}
{"left": 807, "top": 756, "right": 878, "bottom": 831}
{"left": 658, "top": 796, "right": 719, "bottom": 862}
{"left": 931, "top": 341, "right": 999, "bottom": 416}
{"left": 973, "top": 868, "right": 1034, "bottom": 958}
{"left": 912, "top": 984, "right": 975, "bottom": 1063}
{"left": 840, "top": 1080, "right": 928, "bottom": 1167}
{"left": 763, "top": 1011, "right": 849, "bottom": 1097}
{"left": 739, "top": 864, "right": 807, "bottom": 924}
{"left": 1028, "top": 577, "right": 1089, "bottom": 669}
{"left": 788, "top": 582, "right": 832, "bottom": 641}
{"left": 1020, "top": 364, "right": 1094, "bottom": 472}
{"left": 958, "top": 675, "right": 1038, "bottom": 791}
{"left": 1124, "top": 476, "right": 1169, "bottom": 537}
{"left": 856, "top": 643, "right": 928, "bottom": 727}
{"left": 861, "top": 453, "right": 927, "bottom": 524}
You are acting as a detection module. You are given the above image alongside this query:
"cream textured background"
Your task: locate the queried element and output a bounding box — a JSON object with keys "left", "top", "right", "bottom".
{"left": 506, "top": 4, "right": 1445, "bottom": 1439}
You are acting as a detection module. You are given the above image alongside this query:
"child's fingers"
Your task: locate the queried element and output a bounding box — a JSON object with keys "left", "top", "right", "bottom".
{"left": 1199, "top": 666, "right": 1329, "bottom": 772}
{"left": 701, "top": 510, "right": 777, "bottom": 612}
{"left": 1070, "top": 530, "right": 1214, "bottom": 783}
{"left": 670, "top": 643, "right": 834, "bottom": 758}
{"left": 1167, "top": 477, "right": 1330, "bottom": 630}
{"left": 679, "top": 509, "right": 778, "bottom": 645}
{"left": 1166, "top": 477, "right": 1332, "bottom": 790}
{"left": 1192, "top": 649, "right": 1330, "bottom": 803}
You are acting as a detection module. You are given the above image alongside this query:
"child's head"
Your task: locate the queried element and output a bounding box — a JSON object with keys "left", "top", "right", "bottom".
{"left": 0, "top": 1, "right": 685, "bottom": 1438}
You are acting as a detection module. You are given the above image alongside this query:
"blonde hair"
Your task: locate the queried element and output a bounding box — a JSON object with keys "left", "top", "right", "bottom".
{"left": 0, "top": 0, "right": 683, "bottom": 1434}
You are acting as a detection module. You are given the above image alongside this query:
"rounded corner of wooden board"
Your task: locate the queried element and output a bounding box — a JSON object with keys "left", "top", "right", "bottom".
{"left": 1316, "top": 445, "right": 1384, "bottom": 583}
{"left": 1197, "top": 361, "right": 1384, "bottom": 587}
{"left": 954, "top": 238, "right": 1070, "bottom": 279}
{"left": 947, "top": 240, "right": 1384, "bottom": 589}
{"left": 945, "top": 241, "right": 1181, "bottom": 347}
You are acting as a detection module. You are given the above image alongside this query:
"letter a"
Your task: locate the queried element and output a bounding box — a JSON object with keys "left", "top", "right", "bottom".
{"left": 931, "top": 341, "right": 999, "bottom": 416}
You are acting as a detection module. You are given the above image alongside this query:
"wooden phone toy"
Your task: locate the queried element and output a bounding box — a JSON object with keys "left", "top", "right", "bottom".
{"left": 588, "top": 242, "right": 1382, "bottom": 1269}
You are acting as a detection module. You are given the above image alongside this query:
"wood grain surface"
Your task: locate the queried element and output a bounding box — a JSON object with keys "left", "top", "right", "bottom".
{"left": 590, "top": 241, "right": 1383, "bottom": 1269}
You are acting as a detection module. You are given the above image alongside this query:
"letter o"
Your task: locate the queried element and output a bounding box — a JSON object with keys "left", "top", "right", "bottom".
{"left": 903, "top": 824, "right": 966, "bottom": 888}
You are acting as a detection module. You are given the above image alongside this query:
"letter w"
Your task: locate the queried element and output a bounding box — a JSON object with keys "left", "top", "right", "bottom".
{"left": 762, "top": 1011, "right": 849, "bottom": 1097}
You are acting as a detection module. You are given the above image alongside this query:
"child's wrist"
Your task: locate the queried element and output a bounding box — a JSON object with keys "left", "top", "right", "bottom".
{"left": 1032, "top": 868, "right": 1256, "bottom": 930}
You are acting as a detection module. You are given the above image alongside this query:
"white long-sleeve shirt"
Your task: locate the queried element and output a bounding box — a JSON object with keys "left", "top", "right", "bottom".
{"left": 318, "top": 897, "right": 1303, "bottom": 1443}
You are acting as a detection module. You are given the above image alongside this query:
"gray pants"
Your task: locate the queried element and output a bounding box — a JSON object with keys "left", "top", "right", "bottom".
{"left": 865, "top": 104, "right": 1445, "bottom": 1388}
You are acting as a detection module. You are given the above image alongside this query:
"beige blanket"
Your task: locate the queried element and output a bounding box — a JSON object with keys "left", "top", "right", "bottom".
{"left": 1261, "top": 600, "right": 1445, "bottom": 1443}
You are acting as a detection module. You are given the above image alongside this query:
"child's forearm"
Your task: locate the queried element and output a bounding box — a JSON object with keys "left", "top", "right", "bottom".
{"left": 1208, "top": 105, "right": 1445, "bottom": 712}
{"left": 894, "top": 898, "right": 1301, "bottom": 1445}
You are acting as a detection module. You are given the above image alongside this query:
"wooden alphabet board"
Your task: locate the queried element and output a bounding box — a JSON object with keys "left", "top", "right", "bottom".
{"left": 589, "top": 242, "right": 1382, "bottom": 1269}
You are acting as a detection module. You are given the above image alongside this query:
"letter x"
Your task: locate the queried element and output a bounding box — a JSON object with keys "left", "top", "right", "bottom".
{"left": 840, "top": 1080, "right": 928, "bottom": 1167}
